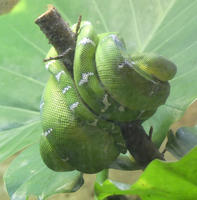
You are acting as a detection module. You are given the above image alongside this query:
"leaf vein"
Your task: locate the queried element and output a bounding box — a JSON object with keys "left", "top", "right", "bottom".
{"left": 140, "top": 0, "right": 177, "bottom": 51}
{"left": 0, "top": 105, "right": 40, "bottom": 115}
{"left": 151, "top": 12, "right": 197, "bottom": 52}
{"left": 92, "top": 0, "right": 109, "bottom": 32}
{"left": 171, "top": 66, "right": 197, "bottom": 82}
{"left": 8, "top": 25, "right": 46, "bottom": 56}
{"left": 128, "top": 0, "right": 141, "bottom": 49}
{"left": 156, "top": 0, "right": 197, "bottom": 36}
{"left": 170, "top": 39, "right": 197, "bottom": 60}
{"left": 0, "top": 66, "right": 45, "bottom": 87}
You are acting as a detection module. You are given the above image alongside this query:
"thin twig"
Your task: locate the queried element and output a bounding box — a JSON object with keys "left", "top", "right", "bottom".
{"left": 44, "top": 48, "right": 72, "bottom": 62}
{"left": 75, "top": 15, "right": 82, "bottom": 41}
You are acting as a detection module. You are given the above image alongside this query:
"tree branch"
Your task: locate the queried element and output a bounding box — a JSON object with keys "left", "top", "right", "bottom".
{"left": 35, "top": 5, "right": 76, "bottom": 73}
{"left": 120, "top": 121, "right": 165, "bottom": 167}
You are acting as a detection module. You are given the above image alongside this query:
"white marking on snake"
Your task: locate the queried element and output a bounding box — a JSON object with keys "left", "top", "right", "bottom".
{"left": 70, "top": 102, "right": 79, "bottom": 111}
{"left": 117, "top": 142, "right": 124, "bottom": 146}
{"left": 81, "top": 21, "right": 91, "bottom": 29}
{"left": 88, "top": 119, "right": 98, "bottom": 126}
{"left": 109, "top": 34, "right": 120, "bottom": 43}
{"left": 79, "top": 72, "right": 94, "bottom": 86}
{"left": 101, "top": 94, "right": 111, "bottom": 112}
{"left": 137, "top": 110, "right": 145, "bottom": 119}
{"left": 56, "top": 71, "right": 65, "bottom": 82}
{"left": 40, "top": 102, "right": 44, "bottom": 109}
{"left": 149, "top": 90, "right": 154, "bottom": 96}
{"left": 78, "top": 37, "right": 96, "bottom": 46}
{"left": 62, "top": 86, "right": 72, "bottom": 94}
{"left": 149, "top": 84, "right": 160, "bottom": 96}
{"left": 111, "top": 123, "right": 115, "bottom": 130}
{"left": 45, "top": 60, "right": 55, "bottom": 70}
{"left": 118, "top": 105, "right": 125, "bottom": 112}
{"left": 151, "top": 79, "right": 157, "bottom": 84}
{"left": 61, "top": 158, "right": 69, "bottom": 162}
{"left": 44, "top": 128, "right": 53, "bottom": 137}
{"left": 118, "top": 60, "right": 133, "bottom": 69}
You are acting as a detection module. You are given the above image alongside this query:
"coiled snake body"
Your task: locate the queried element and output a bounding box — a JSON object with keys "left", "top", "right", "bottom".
{"left": 40, "top": 21, "right": 176, "bottom": 173}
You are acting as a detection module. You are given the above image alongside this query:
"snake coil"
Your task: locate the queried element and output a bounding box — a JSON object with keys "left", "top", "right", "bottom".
{"left": 40, "top": 21, "right": 177, "bottom": 173}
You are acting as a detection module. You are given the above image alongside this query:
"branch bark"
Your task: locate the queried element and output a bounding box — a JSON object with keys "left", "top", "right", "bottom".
{"left": 120, "top": 121, "right": 164, "bottom": 167}
{"left": 35, "top": 5, "right": 75, "bottom": 73}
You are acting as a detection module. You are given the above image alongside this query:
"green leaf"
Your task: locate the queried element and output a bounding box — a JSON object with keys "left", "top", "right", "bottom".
{"left": 0, "top": 121, "right": 41, "bottom": 162}
{"left": 95, "top": 146, "right": 197, "bottom": 200}
{"left": 95, "top": 180, "right": 131, "bottom": 200}
{"left": 166, "top": 126, "right": 197, "bottom": 159}
{"left": 4, "top": 143, "right": 83, "bottom": 200}
{"left": 0, "top": 68, "right": 43, "bottom": 161}
{"left": 0, "top": 0, "right": 48, "bottom": 161}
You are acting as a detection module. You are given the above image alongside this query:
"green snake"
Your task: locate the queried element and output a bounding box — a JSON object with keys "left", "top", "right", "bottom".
{"left": 40, "top": 21, "right": 177, "bottom": 173}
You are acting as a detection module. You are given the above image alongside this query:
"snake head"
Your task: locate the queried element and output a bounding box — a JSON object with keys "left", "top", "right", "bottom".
{"left": 132, "top": 53, "right": 177, "bottom": 82}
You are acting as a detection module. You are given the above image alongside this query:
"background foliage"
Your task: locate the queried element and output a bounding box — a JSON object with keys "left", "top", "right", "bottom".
{"left": 0, "top": 0, "right": 197, "bottom": 199}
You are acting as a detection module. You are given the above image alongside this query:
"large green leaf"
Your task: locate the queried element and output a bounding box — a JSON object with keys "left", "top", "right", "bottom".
{"left": 166, "top": 126, "right": 197, "bottom": 159}
{"left": 0, "top": 0, "right": 48, "bottom": 162}
{"left": 95, "top": 146, "right": 197, "bottom": 200}
{"left": 4, "top": 143, "right": 83, "bottom": 200}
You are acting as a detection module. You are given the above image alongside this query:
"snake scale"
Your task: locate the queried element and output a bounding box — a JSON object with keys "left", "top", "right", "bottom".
{"left": 40, "top": 21, "right": 177, "bottom": 173}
